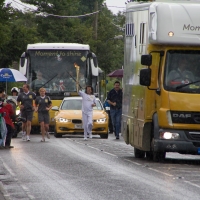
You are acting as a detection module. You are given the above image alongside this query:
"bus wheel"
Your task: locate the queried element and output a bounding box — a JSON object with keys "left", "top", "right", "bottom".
{"left": 134, "top": 147, "right": 145, "bottom": 158}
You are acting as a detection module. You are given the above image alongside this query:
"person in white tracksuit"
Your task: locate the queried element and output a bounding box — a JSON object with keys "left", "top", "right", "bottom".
{"left": 78, "top": 86, "right": 96, "bottom": 140}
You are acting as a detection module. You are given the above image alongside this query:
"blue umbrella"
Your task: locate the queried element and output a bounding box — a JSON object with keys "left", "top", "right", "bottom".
{"left": 0, "top": 68, "right": 27, "bottom": 93}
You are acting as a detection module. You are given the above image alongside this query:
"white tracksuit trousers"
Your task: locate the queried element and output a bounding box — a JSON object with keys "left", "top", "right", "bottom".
{"left": 82, "top": 112, "right": 93, "bottom": 138}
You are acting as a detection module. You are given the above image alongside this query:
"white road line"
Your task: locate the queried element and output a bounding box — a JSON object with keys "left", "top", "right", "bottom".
{"left": 103, "top": 152, "right": 118, "bottom": 157}
{"left": 87, "top": 145, "right": 102, "bottom": 151}
{"left": 184, "top": 181, "right": 200, "bottom": 188}
{"left": 148, "top": 168, "right": 173, "bottom": 177}
{"left": 124, "top": 159, "right": 141, "bottom": 166}
{"left": 3, "top": 163, "right": 16, "bottom": 177}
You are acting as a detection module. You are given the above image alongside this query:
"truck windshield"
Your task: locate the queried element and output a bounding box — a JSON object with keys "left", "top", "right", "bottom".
{"left": 164, "top": 50, "right": 200, "bottom": 93}
{"left": 27, "top": 50, "right": 87, "bottom": 93}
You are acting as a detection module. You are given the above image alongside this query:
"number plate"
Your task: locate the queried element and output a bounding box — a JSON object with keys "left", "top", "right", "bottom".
{"left": 75, "top": 124, "right": 82, "bottom": 129}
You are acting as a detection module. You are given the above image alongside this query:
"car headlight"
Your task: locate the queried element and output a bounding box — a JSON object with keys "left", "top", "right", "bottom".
{"left": 96, "top": 118, "right": 106, "bottom": 123}
{"left": 160, "top": 131, "right": 180, "bottom": 139}
{"left": 58, "top": 118, "right": 71, "bottom": 123}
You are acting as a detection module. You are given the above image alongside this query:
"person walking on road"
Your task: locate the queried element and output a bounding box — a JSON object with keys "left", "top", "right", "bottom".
{"left": 35, "top": 88, "right": 52, "bottom": 142}
{"left": 77, "top": 85, "right": 96, "bottom": 140}
{"left": 17, "top": 84, "right": 36, "bottom": 141}
{"left": 107, "top": 81, "right": 123, "bottom": 139}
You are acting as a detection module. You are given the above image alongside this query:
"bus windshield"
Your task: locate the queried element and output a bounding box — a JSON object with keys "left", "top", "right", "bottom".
{"left": 27, "top": 50, "right": 88, "bottom": 93}
{"left": 164, "top": 50, "right": 200, "bottom": 93}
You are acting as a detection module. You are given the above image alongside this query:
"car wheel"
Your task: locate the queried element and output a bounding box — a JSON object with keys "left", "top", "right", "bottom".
{"left": 54, "top": 131, "right": 62, "bottom": 138}
{"left": 100, "top": 133, "right": 108, "bottom": 139}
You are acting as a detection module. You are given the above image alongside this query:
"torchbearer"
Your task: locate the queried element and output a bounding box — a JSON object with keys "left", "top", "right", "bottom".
{"left": 75, "top": 64, "right": 96, "bottom": 140}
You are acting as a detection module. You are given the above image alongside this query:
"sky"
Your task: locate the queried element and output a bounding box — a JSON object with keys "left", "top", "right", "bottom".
{"left": 106, "top": 0, "right": 126, "bottom": 14}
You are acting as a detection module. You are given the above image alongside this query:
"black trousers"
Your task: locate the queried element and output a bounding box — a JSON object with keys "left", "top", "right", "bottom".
{"left": 5, "top": 124, "right": 13, "bottom": 146}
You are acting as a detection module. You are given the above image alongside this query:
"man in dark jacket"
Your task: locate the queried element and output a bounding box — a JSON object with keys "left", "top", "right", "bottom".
{"left": 107, "top": 81, "right": 123, "bottom": 139}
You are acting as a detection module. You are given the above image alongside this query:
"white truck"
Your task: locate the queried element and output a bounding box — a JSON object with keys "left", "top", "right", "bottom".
{"left": 122, "top": 1, "right": 200, "bottom": 161}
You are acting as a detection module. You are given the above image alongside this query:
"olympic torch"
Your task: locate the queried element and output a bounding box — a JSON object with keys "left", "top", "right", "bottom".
{"left": 74, "top": 62, "right": 80, "bottom": 92}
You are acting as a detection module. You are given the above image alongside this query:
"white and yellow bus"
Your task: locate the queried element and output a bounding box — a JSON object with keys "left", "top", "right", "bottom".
{"left": 19, "top": 43, "right": 100, "bottom": 132}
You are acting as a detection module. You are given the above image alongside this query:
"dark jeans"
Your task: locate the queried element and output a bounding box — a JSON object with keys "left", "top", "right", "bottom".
{"left": 5, "top": 124, "right": 13, "bottom": 146}
{"left": 110, "top": 108, "right": 122, "bottom": 138}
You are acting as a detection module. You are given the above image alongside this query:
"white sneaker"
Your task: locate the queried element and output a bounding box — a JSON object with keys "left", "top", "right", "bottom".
{"left": 26, "top": 136, "right": 30, "bottom": 141}
{"left": 84, "top": 138, "right": 87, "bottom": 140}
{"left": 89, "top": 134, "right": 92, "bottom": 139}
{"left": 46, "top": 132, "right": 50, "bottom": 139}
{"left": 22, "top": 132, "right": 26, "bottom": 140}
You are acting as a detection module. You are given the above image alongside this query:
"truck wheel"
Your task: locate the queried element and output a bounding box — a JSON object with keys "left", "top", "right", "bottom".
{"left": 134, "top": 147, "right": 145, "bottom": 158}
{"left": 146, "top": 151, "right": 153, "bottom": 160}
{"left": 153, "top": 151, "right": 166, "bottom": 162}
{"left": 151, "top": 138, "right": 166, "bottom": 162}
{"left": 146, "top": 149, "right": 166, "bottom": 161}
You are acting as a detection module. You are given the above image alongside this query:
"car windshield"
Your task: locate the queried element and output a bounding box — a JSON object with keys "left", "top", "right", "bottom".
{"left": 60, "top": 99, "right": 103, "bottom": 110}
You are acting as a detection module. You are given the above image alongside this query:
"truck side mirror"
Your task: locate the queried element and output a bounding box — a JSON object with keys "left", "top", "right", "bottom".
{"left": 140, "top": 68, "right": 151, "bottom": 86}
{"left": 141, "top": 54, "right": 152, "bottom": 66}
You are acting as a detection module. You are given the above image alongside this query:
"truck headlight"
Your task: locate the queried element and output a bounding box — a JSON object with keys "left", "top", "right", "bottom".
{"left": 58, "top": 118, "right": 71, "bottom": 123}
{"left": 96, "top": 118, "right": 106, "bottom": 123}
{"left": 160, "top": 132, "right": 180, "bottom": 139}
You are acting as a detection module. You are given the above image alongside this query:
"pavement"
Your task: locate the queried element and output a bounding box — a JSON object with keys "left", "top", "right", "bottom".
{"left": 0, "top": 157, "right": 12, "bottom": 200}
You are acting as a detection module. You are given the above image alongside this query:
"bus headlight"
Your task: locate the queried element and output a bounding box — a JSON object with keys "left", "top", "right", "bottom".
{"left": 160, "top": 132, "right": 180, "bottom": 139}
{"left": 96, "top": 118, "right": 106, "bottom": 123}
{"left": 58, "top": 118, "right": 71, "bottom": 123}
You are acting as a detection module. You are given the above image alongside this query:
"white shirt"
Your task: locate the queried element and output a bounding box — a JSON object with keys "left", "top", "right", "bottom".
{"left": 78, "top": 90, "right": 96, "bottom": 114}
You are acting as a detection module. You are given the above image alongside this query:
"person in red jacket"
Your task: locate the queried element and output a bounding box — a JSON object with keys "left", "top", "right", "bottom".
{"left": 0, "top": 97, "right": 15, "bottom": 148}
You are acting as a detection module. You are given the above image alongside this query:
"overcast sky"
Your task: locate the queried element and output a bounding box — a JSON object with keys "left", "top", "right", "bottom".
{"left": 105, "top": 0, "right": 126, "bottom": 14}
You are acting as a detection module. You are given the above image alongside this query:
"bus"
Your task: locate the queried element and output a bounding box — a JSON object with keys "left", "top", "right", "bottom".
{"left": 19, "top": 43, "right": 99, "bottom": 131}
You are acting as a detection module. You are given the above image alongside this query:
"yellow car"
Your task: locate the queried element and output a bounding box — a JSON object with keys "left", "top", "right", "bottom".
{"left": 52, "top": 96, "right": 109, "bottom": 138}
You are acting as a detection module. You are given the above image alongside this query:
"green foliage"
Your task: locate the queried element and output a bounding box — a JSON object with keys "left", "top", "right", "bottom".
{"left": 0, "top": 0, "right": 125, "bottom": 82}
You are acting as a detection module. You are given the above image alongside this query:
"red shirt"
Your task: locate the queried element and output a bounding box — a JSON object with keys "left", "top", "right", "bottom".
{"left": 0, "top": 104, "right": 14, "bottom": 128}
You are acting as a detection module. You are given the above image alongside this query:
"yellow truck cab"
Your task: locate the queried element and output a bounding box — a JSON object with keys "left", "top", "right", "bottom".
{"left": 122, "top": 0, "right": 200, "bottom": 161}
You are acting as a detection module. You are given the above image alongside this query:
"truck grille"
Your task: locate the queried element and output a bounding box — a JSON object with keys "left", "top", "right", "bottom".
{"left": 185, "top": 131, "right": 200, "bottom": 141}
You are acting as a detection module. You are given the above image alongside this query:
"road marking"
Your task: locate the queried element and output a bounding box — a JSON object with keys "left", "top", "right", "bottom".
{"left": 148, "top": 168, "right": 173, "bottom": 177}
{"left": 124, "top": 159, "right": 141, "bottom": 166}
{"left": 87, "top": 145, "right": 102, "bottom": 151}
{"left": 103, "top": 152, "right": 118, "bottom": 157}
{"left": 184, "top": 181, "right": 200, "bottom": 188}
{"left": 3, "top": 163, "right": 16, "bottom": 177}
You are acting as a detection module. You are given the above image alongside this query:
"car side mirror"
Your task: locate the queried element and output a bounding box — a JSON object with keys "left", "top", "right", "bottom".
{"left": 51, "top": 106, "right": 59, "bottom": 111}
